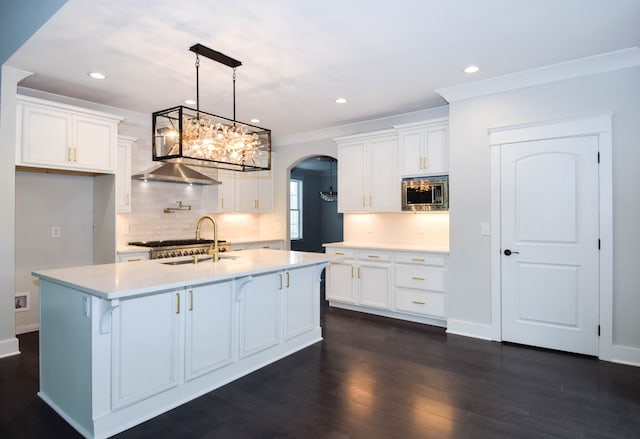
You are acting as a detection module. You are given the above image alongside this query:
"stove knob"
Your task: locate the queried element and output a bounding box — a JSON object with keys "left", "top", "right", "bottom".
{"left": 220, "top": 247, "right": 227, "bottom": 253}
{"left": 157, "top": 254, "right": 164, "bottom": 259}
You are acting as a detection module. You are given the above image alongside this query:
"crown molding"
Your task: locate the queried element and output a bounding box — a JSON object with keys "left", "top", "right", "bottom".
{"left": 435, "top": 47, "right": 640, "bottom": 103}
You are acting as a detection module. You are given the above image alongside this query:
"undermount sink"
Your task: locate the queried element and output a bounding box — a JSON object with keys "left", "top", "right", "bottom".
{"left": 161, "top": 254, "right": 237, "bottom": 265}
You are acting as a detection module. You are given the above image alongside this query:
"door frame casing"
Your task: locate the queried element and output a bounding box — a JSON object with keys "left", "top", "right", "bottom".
{"left": 488, "top": 114, "right": 613, "bottom": 360}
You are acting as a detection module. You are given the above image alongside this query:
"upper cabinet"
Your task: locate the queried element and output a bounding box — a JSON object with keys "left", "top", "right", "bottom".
{"left": 395, "top": 118, "right": 449, "bottom": 177}
{"left": 235, "top": 170, "right": 274, "bottom": 213}
{"left": 336, "top": 130, "right": 399, "bottom": 213}
{"left": 16, "top": 95, "right": 122, "bottom": 174}
{"left": 116, "top": 136, "right": 136, "bottom": 213}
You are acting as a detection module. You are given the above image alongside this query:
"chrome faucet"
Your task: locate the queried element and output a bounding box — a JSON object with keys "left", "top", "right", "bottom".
{"left": 195, "top": 215, "right": 219, "bottom": 262}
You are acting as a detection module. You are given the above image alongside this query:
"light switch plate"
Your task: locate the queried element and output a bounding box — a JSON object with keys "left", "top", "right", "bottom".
{"left": 480, "top": 222, "right": 491, "bottom": 236}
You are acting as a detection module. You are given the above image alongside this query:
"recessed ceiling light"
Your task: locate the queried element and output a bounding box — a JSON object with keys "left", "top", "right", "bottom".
{"left": 335, "top": 97, "right": 347, "bottom": 104}
{"left": 250, "top": 118, "right": 260, "bottom": 123}
{"left": 184, "top": 99, "right": 196, "bottom": 105}
{"left": 88, "top": 72, "right": 107, "bottom": 80}
{"left": 464, "top": 65, "right": 480, "bottom": 74}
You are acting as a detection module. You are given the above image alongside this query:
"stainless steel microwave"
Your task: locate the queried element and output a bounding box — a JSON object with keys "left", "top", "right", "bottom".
{"left": 401, "top": 176, "right": 449, "bottom": 211}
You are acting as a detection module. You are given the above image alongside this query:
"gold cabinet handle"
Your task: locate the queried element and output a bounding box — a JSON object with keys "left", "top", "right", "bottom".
{"left": 286, "top": 272, "right": 290, "bottom": 288}
{"left": 351, "top": 266, "right": 354, "bottom": 278}
{"left": 412, "top": 300, "right": 426, "bottom": 305}
{"left": 221, "top": 198, "right": 224, "bottom": 209}
{"left": 189, "top": 290, "right": 193, "bottom": 311}
{"left": 126, "top": 193, "right": 130, "bottom": 206}
{"left": 176, "top": 293, "right": 181, "bottom": 314}
{"left": 279, "top": 273, "right": 283, "bottom": 290}
{"left": 369, "top": 195, "right": 372, "bottom": 207}
{"left": 127, "top": 258, "right": 141, "bottom": 262}
{"left": 412, "top": 277, "right": 426, "bottom": 281}
{"left": 335, "top": 252, "right": 345, "bottom": 256}
{"left": 357, "top": 267, "right": 361, "bottom": 278}
{"left": 368, "top": 255, "right": 379, "bottom": 259}
{"left": 68, "top": 147, "right": 73, "bottom": 162}
{"left": 74, "top": 147, "right": 78, "bottom": 162}
{"left": 412, "top": 258, "right": 425, "bottom": 262}
{"left": 362, "top": 195, "right": 365, "bottom": 207}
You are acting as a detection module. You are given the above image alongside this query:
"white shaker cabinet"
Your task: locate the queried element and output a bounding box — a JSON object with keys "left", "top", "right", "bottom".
{"left": 283, "top": 266, "right": 317, "bottom": 340}
{"left": 325, "top": 244, "right": 448, "bottom": 327}
{"left": 16, "top": 95, "right": 121, "bottom": 174}
{"left": 111, "top": 291, "right": 180, "bottom": 409}
{"left": 184, "top": 282, "right": 234, "bottom": 381}
{"left": 116, "top": 136, "right": 135, "bottom": 213}
{"left": 336, "top": 130, "right": 399, "bottom": 212}
{"left": 395, "top": 118, "right": 449, "bottom": 177}
{"left": 238, "top": 272, "right": 281, "bottom": 359}
{"left": 215, "top": 169, "right": 236, "bottom": 213}
{"left": 324, "top": 248, "right": 392, "bottom": 310}
{"left": 235, "top": 170, "right": 273, "bottom": 213}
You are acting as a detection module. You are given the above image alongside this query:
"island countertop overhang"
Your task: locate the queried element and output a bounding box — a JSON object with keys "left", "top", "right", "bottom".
{"left": 32, "top": 249, "right": 330, "bottom": 300}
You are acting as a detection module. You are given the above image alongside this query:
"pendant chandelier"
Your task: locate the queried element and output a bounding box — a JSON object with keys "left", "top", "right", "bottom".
{"left": 152, "top": 44, "right": 271, "bottom": 171}
{"left": 319, "top": 158, "right": 338, "bottom": 202}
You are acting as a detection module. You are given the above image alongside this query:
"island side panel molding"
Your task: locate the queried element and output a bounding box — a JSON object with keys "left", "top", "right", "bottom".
{"left": 38, "top": 280, "right": 94, "bottom": 436}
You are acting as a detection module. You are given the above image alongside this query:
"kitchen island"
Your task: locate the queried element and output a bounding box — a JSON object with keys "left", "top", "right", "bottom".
{"left": 33, "top": 249, "right": 329, "bottom": 439}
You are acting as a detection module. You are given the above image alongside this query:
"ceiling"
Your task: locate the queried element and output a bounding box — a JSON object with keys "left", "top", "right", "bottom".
{"left": 8, "top": 0, "right": 640, "bottom": 142}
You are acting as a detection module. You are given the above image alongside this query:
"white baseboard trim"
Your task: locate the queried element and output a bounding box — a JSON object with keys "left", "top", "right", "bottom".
{"left": 611, "top": 344, "right": 640, "bottom": 367}
{"left": 0, "top": 337, "right": 20, "bottom": 359}
{"left": 446, "top": 318, "right": 496, "bottom": 341}
{"left": 15, "top": 323, "right": 39, "bottom": 335}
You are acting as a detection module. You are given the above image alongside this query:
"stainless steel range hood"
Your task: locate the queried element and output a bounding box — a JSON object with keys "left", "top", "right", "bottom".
{"left": 131, "top": 163, "right": 221, "bottom": 185}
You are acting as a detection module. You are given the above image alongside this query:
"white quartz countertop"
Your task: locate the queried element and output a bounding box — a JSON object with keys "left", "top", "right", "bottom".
{"left": 33, "top": 249, "right": 330, "bottom": 300}
{"left": 323, "top": 241, "right": 449, "bottom": 253}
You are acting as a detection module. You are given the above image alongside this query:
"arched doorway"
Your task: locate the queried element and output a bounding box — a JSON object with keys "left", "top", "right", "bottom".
{"left": 289, "top": 155, "right": 343, "bottom": 253}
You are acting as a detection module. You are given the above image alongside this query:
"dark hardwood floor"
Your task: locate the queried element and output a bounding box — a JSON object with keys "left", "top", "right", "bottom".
{"left": 2, "top": 302, "right": 640, "bottom": 438}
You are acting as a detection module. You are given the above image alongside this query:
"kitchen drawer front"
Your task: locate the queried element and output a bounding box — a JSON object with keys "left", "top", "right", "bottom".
{"left": 325, "top": 248, "right": 356, "bottom": 259}
{"left": 357, "top": 251, "right": 391, "bottom": 262}
{"left": 395, "top": 289, "right": 445, "bottom": 318}
{"left": 395, "top": 265, "right": 445, "bottom": 292}
{"left": 395, "top": 252, "right": 447, "bottom": 266}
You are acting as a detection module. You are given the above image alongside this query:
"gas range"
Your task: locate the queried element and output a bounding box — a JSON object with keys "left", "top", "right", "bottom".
{"left": 127, "top": 239, "right": 230, "bottom": 259}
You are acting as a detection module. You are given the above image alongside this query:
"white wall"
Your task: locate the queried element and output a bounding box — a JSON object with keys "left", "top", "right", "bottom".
{"left": 0, "top": 0, "right": 66, "bottom": 358}
{"left": 447, "top": 66, "right": 640, "bottom": 352}
{"left": 15, "top": 172, "right": 94, "bottom": 333}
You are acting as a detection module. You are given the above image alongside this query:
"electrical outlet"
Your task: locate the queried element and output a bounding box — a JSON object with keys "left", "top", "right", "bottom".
{"left": 51, "top": 226, "right": 61, "bottom": 238}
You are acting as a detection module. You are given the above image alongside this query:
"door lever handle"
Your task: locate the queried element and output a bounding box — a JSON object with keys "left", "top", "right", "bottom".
{"left": 503, "top": 249, "right": 519, "bottom": 256}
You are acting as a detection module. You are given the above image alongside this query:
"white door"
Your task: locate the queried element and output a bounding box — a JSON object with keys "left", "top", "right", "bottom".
{"left": 501, "top": 135, "right": 599, "bottom": 355}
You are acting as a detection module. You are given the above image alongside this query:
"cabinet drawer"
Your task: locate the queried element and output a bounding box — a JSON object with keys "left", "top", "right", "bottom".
{"left": 357, "top": 251, "right": 391, "bottom": 262}
{"left": 325, "top": 248, "right": 356, "bottom": 258}
{"left": 395, "top": 252, "right": 447, "bottom": 266}
{"left": 395, "top": 265, "right": 445, "bottom": 292}
{"left": 395, "top": 289, "right": 445, "bottom": 318}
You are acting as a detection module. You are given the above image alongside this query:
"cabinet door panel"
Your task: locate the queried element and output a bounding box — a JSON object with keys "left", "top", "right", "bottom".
{"left": 338, "top": 142, "right": 366, "bottom": 212}
{"left": 399, "top": 130, "right": 423, "bottom": 176}
{"left": 75, "top": 115, "right": 116, "bottom": 172}
{"left": 359, "top": 263, "right": 391, "bottom": 309}
{"left": 368, "top": 137, "right": 399, "bottom": 211}
{"left": 326, "top": 261, "right": 356, "bottom": 303}
{"left": 185, "top": 283, "right": 234, "bottom": 381}
{"left": 424, "top": 127, "right": 448, "bottom": 174}
{"left": 21, "top": 105, "right": 71, "bottom": 167}
{"left": 112, "top": 292, "right": 179, "bottom": 409}
{"left": 284, "top": 267, "right": 315, "bottom": 340}
{"left": 239, "top": 273, "right": 280, "bottom": 358}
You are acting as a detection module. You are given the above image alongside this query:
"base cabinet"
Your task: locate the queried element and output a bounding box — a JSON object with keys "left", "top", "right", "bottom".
{"left": 112, "top": 292, "right": 180, "bottom": 409}
{"left": 325, "top": 249, "right": 392, "bottom": 310}
{"left": 184, "top": 283, "right": 234, "bottom": 381}
{"left": 325, "top": 245, "right": 448, "bottom": 326}
{"left": 239, "top": 273, "right": 281, "bottom": 359}
{"left": 37, "top": 262, "right": 325, "bottom": 439}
